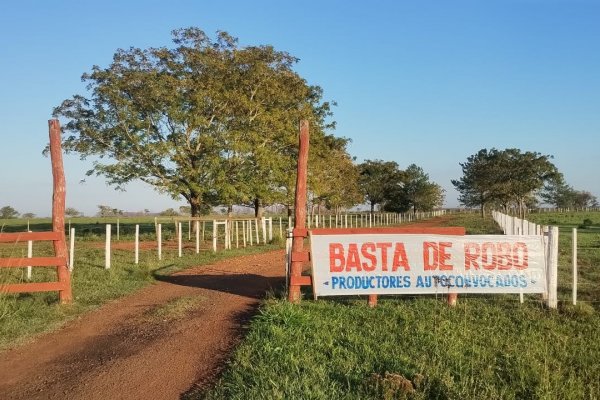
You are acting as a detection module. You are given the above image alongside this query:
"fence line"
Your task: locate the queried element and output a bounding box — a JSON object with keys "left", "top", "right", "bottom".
{"left": 492, "top": 211, "right": 560, "bottom": 308}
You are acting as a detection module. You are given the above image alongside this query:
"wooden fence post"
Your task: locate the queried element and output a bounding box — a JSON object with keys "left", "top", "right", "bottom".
{"left": 157, "top": 223, "right": 162, "bottom": 260}
{"left": 255, "top": 219, "right": 260, "bottom": 244}
{"left": 49, "top": 119, "right": 72, "bottom": 303}
{"left": 572, "top": 227, "right": 578, "bottom": 305}
{"left": 195, "top": 220, "right": 200, "bottom": 254}
{"left": 178, "top": 222, "right": 182, "bottom": 257}
{"left": 243, "top": 220, "right": 247, "bottom": 247}
{"left": 135, "top": 224, "right": 139, "bottom": 264}
{"left": 212, "top": 220, "right": 217, "bottom": 252}
{"left": 105, "top": 224, "right": 111, "bottom": 269}
{"left": 27, "top": 232, "right": 33, "bottom": 280}
{"left": 289, "top": 120, "right": 309, "bottom": 303}
{"left": 69, "top": 228, "right": 75, "bottom": 271}
{"left": 547, "top": 226, "right": 559, "bottom": 309}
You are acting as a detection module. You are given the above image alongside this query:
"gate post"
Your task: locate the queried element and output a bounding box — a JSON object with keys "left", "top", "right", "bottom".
{"left": 49, "top": 119, "right": 72, "bottom": 303}
{"left": 288, "top": 120, "right": 309, "bottom": 303}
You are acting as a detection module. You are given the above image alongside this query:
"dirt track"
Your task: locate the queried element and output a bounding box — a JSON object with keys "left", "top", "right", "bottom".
{"left": 0, "top": 250, "right": 286, "bottom": 400}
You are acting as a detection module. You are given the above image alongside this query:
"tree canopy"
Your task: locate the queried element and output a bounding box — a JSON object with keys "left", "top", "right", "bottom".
{"left": 0, "top": 206, "right": 19, "bottom": 219}
{"left": 541, "top": 178, "right": 599, "bottom": 209}
{"left": 54, "top": 28, "right": 338, "bottom": 216}
{"left": 358, "top": 160, "right": 404, "bottom": 213}
{"left": 452, "top": 148, "right": 560, "bottom": 217}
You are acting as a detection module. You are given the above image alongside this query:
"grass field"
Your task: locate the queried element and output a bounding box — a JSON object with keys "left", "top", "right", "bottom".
{"left": 0, "top": 216, "right": 282, "bottom": 350}
{"left": 197, "top": 212, "right": 600, "bottom": 400}
{"left": 527, "top": 211, "right": 600, "bottom": 307}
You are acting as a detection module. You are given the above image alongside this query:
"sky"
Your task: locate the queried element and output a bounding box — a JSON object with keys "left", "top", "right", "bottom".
{"left": 0, "top": 0, "right": 598, "bottom": 217}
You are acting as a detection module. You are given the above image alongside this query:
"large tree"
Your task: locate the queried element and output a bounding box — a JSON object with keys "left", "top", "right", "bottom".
{"left": 0, "top": 206, "right": 19, "bottom": 219}
{"left": 453, "top": 148, "right": 560, "bottom": 217}
{"left": 310, "top": 136, "right": 363, "bottom": 214}
{"left": 401, "top": 164, "right": 445, "bottom": 212}
{"left": 382, "top": 164, "right": 444, "bottom": 213}
{"left": 358, "top": 160, "right": 404, "bottom": 213}
{"left": 53, "top": 28, "right": 333, "bottom": 217}
{"left": 541, "top": 178, "right": 599, "bottom": 209}
{"left": 451, "top": 149, "right": 503, "bottom": 217}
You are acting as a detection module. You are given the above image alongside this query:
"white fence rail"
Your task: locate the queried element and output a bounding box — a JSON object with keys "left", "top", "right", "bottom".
{"left": 492, "top": 211, "right": 559, "bottom": 308}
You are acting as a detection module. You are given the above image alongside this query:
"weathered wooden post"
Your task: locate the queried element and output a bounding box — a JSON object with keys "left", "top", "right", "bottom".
{"left": 289, "top": 120, "right": 310, "bottom": 303}
{"left": 49, "top": 120, "right": 72, "bottom": 303}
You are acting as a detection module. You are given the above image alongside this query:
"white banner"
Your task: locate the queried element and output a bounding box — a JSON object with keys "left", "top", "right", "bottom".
{"left": 309, "top": 233, "right": 546, "bottom": 297}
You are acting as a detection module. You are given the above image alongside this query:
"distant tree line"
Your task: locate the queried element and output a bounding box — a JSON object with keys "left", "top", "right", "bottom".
{"left": 452, "top": 148, "right": 598, "bottom": 217}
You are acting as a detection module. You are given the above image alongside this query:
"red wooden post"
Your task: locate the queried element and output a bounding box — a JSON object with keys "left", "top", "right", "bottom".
{"left": 447, "top": 293, "right": 458, "bottom": 306}
{"left": 288, "top": 120, "right": 309, "bottom": 303}
{"left": 368, "top": 294, "right": 378, "bottom": 307}
{"left": 49, "top": 119, "right": 72, "bottom": 303}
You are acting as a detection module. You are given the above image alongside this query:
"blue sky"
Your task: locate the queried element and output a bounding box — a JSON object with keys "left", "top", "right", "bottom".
{"left": 1, "top": 0, "right": 598, "bottom": 217}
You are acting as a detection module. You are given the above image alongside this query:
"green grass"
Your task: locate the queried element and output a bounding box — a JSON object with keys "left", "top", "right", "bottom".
{"left": 527, "top": 211, "right": 600, "bottom": 308}
{"left": 199, "top": 298, "right": 599, "bottom": 400}
{"left": 197, "top": 212, "right": 600, "bottom": 400}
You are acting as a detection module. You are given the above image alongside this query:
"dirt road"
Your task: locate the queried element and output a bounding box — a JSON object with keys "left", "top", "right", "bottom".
{"left": 0, "top": 250, "right": 286, "bottom": 400}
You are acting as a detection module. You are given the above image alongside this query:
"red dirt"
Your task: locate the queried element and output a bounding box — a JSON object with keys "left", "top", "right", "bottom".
{"left": 0, "top": 250, "right": 286, "bottom": 400}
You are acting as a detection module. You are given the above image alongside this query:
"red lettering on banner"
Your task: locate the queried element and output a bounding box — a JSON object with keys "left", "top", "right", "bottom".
{"left": 482, "top": 242, "right": 496, "bottom": 270}
{"left": 329, "top": 243, "right": 345, "bottom": 272}
{"left": 392, "top": 243, "right": 411, "bottom": 271}
{"left": 376, "top": 242, "right": 393, "bottom": 271}
{"left": 346, "top": 243, "right": 362, "bottom": 271}
{"left": 461, "top": 241, "right": 530, "bottom": 270}
{"left": 438, "top": 242, "right": 453, "bottom": 270}
{"left": 464, "top": 242, "right": 480, "bottom": 270}
{"left": 423, "top": 242, "right": 438, "bottom": 270}
{"left": 512, "top": 242, "right": 528, "bottom": 269}
{"left": 496, "top": 242, "right": 512, "bottom": 270}
{"left": 423, "top": 242, "right": 454, "bottom": 270}
{"left": 361, "top": 242, "right": 377, "bottom": 271}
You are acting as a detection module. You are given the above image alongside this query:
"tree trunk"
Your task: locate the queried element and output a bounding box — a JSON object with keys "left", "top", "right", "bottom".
{"left": 287, "top": 205, "right": 293, "bottom": 217}
{"left": 480, "top": 203, "right": 485, "bottom": 218}
{"left": 189, "top": 195, "right": 202, "bottom": 218}
{"left": 254, "top": 197, "right": 264, "bottom": 218}
{"left": 227, "top": 205, "right": 233, "bottom": 218}
{"left": 370, "top": 202, "right": 375, "bottom": 214}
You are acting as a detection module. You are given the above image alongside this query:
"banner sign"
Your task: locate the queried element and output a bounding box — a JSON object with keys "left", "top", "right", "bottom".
{"left": 309, "top": 233, "right": 546, "bottom": 297}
